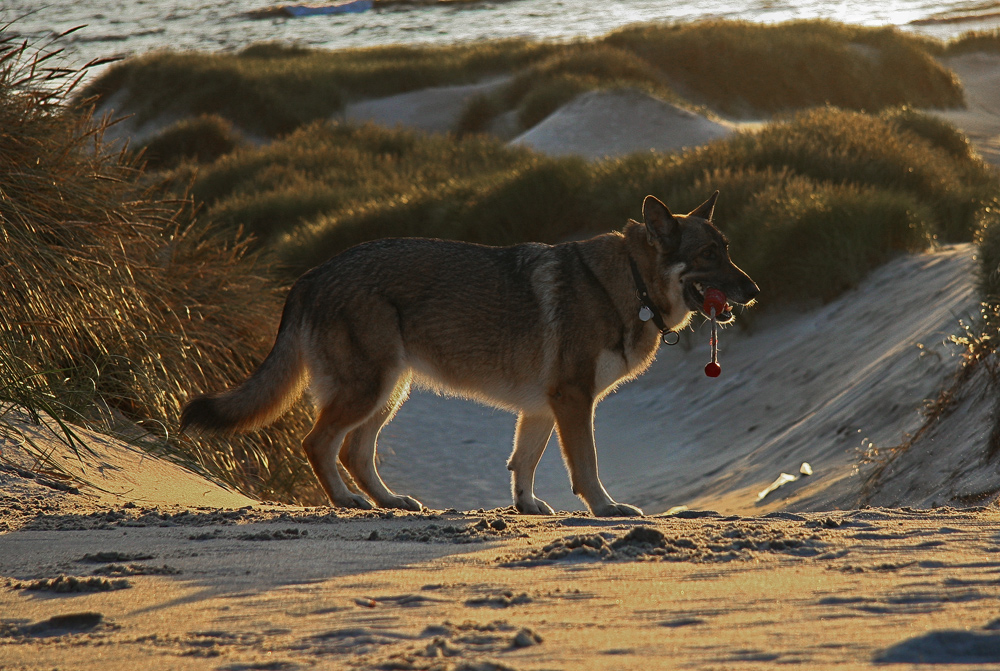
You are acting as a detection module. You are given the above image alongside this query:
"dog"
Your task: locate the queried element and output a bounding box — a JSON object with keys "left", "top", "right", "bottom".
{"left": 181, "top": 192, "right": 758, "bottom": 516}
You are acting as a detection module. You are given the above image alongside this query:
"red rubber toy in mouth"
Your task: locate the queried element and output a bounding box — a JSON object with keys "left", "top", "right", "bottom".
{"left": 703, "top": 288, "right": 727, "bottom": 378}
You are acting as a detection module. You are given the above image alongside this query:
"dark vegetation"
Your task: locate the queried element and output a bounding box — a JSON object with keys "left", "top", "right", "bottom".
{"left": 0, "top": 35, "right": 325, "bottom": 503}
{"left": 81, "top": 40, "right": 557, "bottom": 137}
{"left": 84, "top": 20, "right": 965, "bottom": 140}
{"left": 4, "top": 20, "right": 1000, "bottom": 504}
{"left": 140, "top": 114, "right": 246, "bottom": 170}
{"left": 171, "top": 105, "right": 996, "bottom": 304}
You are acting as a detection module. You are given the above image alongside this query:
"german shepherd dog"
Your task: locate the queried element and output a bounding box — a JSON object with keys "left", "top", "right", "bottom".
{"left": 182, "top": 193, "right": 758, "bottom": 516}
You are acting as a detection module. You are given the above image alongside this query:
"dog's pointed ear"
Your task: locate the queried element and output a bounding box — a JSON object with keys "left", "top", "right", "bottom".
{"left": 643, "top": 195, "right": 680, "bottom": 251}
{"left": 688, "top": 190, "right": 719, "bottom": 221}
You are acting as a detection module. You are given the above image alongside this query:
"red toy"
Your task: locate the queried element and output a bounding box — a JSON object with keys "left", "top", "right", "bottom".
{"left": 702, "top": 288, "right": 728, "bottom": 378}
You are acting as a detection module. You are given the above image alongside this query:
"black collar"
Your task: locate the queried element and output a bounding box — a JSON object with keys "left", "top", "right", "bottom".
{"left": 628, "top": 256, "right": 679, "bottom": 345}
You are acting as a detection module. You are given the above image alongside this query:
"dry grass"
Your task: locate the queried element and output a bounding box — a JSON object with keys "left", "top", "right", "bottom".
{"left": 943, "top": 29, "right": 1000, "bottom": 56}
{"left": 173, "top": 106, "right": 998, "bottom": 305}
{"left": 604, "top": 20, "right": 962, "bottom": 115}
{"left": 0, "top": 32, "right": 327, "bottom": 503}
{"left": 140, "top": 114, "right": 246, "bottom": 170}
{"left": 80, "top": 39, "right": 556, "bottom": 137}
{"left": 82, "top": 20, "right": 966, "bottom": 140}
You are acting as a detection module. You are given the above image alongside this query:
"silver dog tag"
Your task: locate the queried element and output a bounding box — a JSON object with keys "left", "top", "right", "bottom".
{"left": 638, "top": 306, "right": 652, "bottom": 322}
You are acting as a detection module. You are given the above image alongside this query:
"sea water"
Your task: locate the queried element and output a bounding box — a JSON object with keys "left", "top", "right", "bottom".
{"left": 3, "top": 0, "right": 999, "bottom": 76}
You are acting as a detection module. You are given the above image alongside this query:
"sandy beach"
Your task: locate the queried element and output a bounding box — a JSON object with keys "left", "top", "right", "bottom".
{"left": 3, "top": 500, "right": 1000, "bottom": 670}
{"left": 4, "top": 52, "right": 1000, "bottom": 669}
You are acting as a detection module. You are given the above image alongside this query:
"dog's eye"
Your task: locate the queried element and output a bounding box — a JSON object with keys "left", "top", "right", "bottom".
{"left": 700, "top": 248, "right": 718, "bottom": 262}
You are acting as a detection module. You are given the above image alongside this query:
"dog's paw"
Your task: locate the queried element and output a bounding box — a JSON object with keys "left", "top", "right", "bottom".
{"left": 381, "top": 494, "right": 424, "bottom": 512}
{"left": 515, "top": 496, "right": 555, "bottom": 515}
{"left": 335, "top": 493, "right": 376, "bottom": 510}
{"left": 592, "top": 502, "right": 644, "bottom": 517}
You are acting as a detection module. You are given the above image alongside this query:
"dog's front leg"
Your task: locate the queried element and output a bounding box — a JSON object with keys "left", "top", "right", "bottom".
{"left": 550, "top": 384, "right": 643, "bottom": 517}
{"left": 507, "top": 412, "right": 556, "bottom": 515}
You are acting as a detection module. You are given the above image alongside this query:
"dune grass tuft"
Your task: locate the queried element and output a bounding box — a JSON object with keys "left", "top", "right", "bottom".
{"left": 175, "top": 106, "right": 997, "bottom": 304}
{"left": 140, "top": 114, "right": 246, "bottom": 170}
{"left": 943, "top": 29, "right": 1000, "bottom": 56}
{"left": 80, "top": 39, "right": 556, "bottom": 137}
{"left": 603, "top": 20, "right": 962, "bottom": 116}
{"left": 177, "top": 121, "right": 537, "bottom": 244}
{"left": 82, "top": 20, "right": 966, "bottom": 141}
{"left": 1, "top": 33, "right": 328, "bottom": 503}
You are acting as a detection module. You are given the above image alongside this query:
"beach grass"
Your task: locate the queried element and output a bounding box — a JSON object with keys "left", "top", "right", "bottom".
{"left": 178, "top": 106, "right": 997, "bottom": 304}
{"left": 177, "top": 122, "right": 537, "bottom": 244}
{"left": 0, "top": 35, "right": 329, "bottom": 504}
{"left": 84, "top": 19, "right": 965, "bottom": 141}
{"left": 139, "top": 114, "right": 247, "bottom": 170}
{"left": 603, "top": 20, "right": 962, "bottom": 115}
{"left": 80, "top": 39, "right": 556, "bottom": 137}
{"left": 943, "top": 29, "right": 1000, "bottom": 56}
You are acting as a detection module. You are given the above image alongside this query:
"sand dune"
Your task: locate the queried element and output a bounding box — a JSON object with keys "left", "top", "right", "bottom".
{"left": 0, "top": 240, "right": 988, "bottom": 669}
{"left": 933, "top": 52, "right": 1000, "bottom": 164}
{"left": 342, "top": 77, "right": 510, "bottom": 135}
{"left": 341, "top": 83, "right": 739, "bottom": 159}
{"left": 367, "top": 244, "right": 978, "bottom": 515}
{"left": 509, "top": 88, "right": 735, "bottom": 159}
{"left": 5, "top": 53, "right": 1000, "bottom": 671}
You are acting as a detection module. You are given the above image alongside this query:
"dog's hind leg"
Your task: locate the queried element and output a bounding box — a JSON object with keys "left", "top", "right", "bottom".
{"left": 302, "top": 400, "right": 378, "bottom": 509}
{"left": 339, "top": 375, "right": 423, "bottom": 511}
{"left": 507, "top": 412, "right": 555, "bottom": 515}
{"left": 304, "top": 369, "right": 403, "bottom": 510}
{"left": 550, "top": 384, "right": 643, "bottom": 517}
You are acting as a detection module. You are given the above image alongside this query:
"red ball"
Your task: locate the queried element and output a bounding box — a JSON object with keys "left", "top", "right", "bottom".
{"left": 703, "top": 288, "right": 728, "bottom": 317}
{"left": 705, "top": 362, "right": 721, "bottom": 377}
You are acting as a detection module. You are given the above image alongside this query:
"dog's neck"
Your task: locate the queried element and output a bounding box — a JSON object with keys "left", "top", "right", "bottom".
{"left": 621, "top": 221, "right": 686, "bottom": 344}
{"left": 628, "top": 255, "right": 666, "bottom": 330}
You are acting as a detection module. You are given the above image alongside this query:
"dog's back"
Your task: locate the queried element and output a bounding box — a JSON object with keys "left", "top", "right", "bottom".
{"left": 287, "top": 235, "right": 641, "bottom": 412}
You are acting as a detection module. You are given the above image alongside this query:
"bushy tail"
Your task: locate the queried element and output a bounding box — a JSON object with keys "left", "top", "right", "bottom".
{"left": 181, "top": 321, "right": 308, "bottom": 435}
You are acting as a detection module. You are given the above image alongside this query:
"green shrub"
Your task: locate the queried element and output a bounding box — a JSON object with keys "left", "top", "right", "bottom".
{"left": 603, "top": 20, "right": 962, "bottom": 115}
{"left": 141, "top": 114, "right": 245, "bottom": 169}
{"left": 456, "top": 93, "right": 505, "bottom": 135}
{"left": 200, "top": 107, "right": 997, "bottom": 306}
{"left": 279, "top": 156, "right": 594, "bottom": 270}
{"left": 83, "top": 20, "right": 966, "bottom": 140}
{"left": 183, "top": 121, "right": 536, "bottom": 243}
{"left": 726, "top": 177, "right": 934, "bottom": 300}
{"left": 679, "top": 107, "right": 995, "bottom": 241}
{"left": 879, "top": 106, "right": 976, "bottom": 161}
